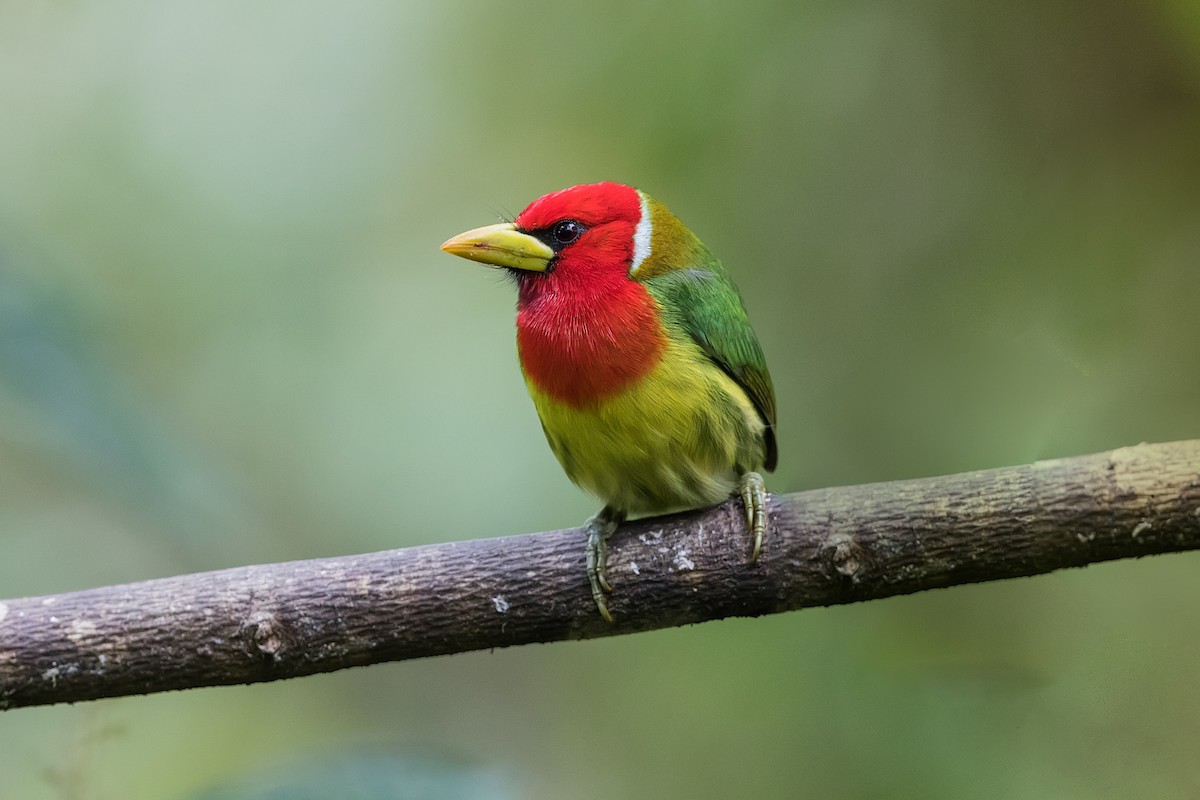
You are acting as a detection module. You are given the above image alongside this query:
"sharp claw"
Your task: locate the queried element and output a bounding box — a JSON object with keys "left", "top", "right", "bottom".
{"left": 594, "top": 588, "right": 613, "bottom": 623}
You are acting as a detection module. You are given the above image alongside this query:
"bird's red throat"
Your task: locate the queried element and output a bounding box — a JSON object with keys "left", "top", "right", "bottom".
{"left": 516, "top": 269, "right": 665, "bottom": 408}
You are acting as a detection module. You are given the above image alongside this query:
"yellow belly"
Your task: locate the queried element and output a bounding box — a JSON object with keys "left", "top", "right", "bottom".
{"left": 525, "top": 337, "right": 767, "bottom": 515}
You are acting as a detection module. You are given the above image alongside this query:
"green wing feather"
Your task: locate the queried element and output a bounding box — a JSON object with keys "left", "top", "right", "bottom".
{"left": 646, "top": 262, "right": 778, "bottom": 472}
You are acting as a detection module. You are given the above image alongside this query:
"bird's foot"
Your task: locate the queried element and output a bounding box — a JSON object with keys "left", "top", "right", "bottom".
{"left": 739, "top": 471, "right": 768, "bottom": 562}
{"left": 584, "top": 506, "right": 625, "bottom": 623}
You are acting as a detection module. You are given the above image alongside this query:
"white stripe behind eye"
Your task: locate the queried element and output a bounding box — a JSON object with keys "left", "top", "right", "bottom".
{"left": 628, "top": 190, "right": 653, "bottom": 277}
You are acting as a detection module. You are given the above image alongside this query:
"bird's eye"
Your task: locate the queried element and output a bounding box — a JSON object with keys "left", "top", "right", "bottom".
{"left": 551, "top": 220, "right": 584, "bottom": 246}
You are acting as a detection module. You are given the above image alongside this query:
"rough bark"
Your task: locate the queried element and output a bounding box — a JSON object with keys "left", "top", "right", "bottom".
{"left": 2, "top": 440, "right": 1198, "bottom": 711}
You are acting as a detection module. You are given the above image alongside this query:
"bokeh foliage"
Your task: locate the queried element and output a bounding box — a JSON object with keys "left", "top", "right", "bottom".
{"left": 1, "top": 1, "right": 1198, "bottom": 798}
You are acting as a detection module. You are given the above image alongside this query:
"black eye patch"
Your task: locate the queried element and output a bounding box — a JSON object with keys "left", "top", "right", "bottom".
{"left": 526, "top": 219, "right": 588, "bottom": 252}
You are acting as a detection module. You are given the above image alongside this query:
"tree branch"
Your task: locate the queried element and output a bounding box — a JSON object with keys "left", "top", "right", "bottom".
{"left": 2, "top": 440, "right": 1198, "bottom": 710}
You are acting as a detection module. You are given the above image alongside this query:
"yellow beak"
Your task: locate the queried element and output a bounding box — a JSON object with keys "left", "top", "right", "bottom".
{"left": 439, "top": 222, "right": 555, "bottom": 272}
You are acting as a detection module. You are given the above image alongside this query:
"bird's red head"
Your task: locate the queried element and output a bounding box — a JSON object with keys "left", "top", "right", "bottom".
{"left": 509, "top": 182, "right": 646, "bottom": 301}
{"left": 440, "top": 182, "right": 665, "bottom": 406}
{"left": 440, "top": 181, "right": 670, "bottom": 290}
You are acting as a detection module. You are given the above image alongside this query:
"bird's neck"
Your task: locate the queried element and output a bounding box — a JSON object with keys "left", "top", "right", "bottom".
{"left": 516, "top": 272, "right": 666, "bottom": 408}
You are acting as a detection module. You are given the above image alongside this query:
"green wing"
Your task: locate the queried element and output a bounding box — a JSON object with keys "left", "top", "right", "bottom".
{"left": 646, "top": 264, "right": 778, "bottom": 471}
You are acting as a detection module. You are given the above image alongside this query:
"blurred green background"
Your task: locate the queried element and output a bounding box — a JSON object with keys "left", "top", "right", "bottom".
{"left": 2, "top": 1, "right": 1199, "bottom": 798}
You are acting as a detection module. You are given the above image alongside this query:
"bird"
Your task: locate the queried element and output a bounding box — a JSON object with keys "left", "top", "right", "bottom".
{"left": 440, "top": 182, "right": 776, "bottom": 622}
